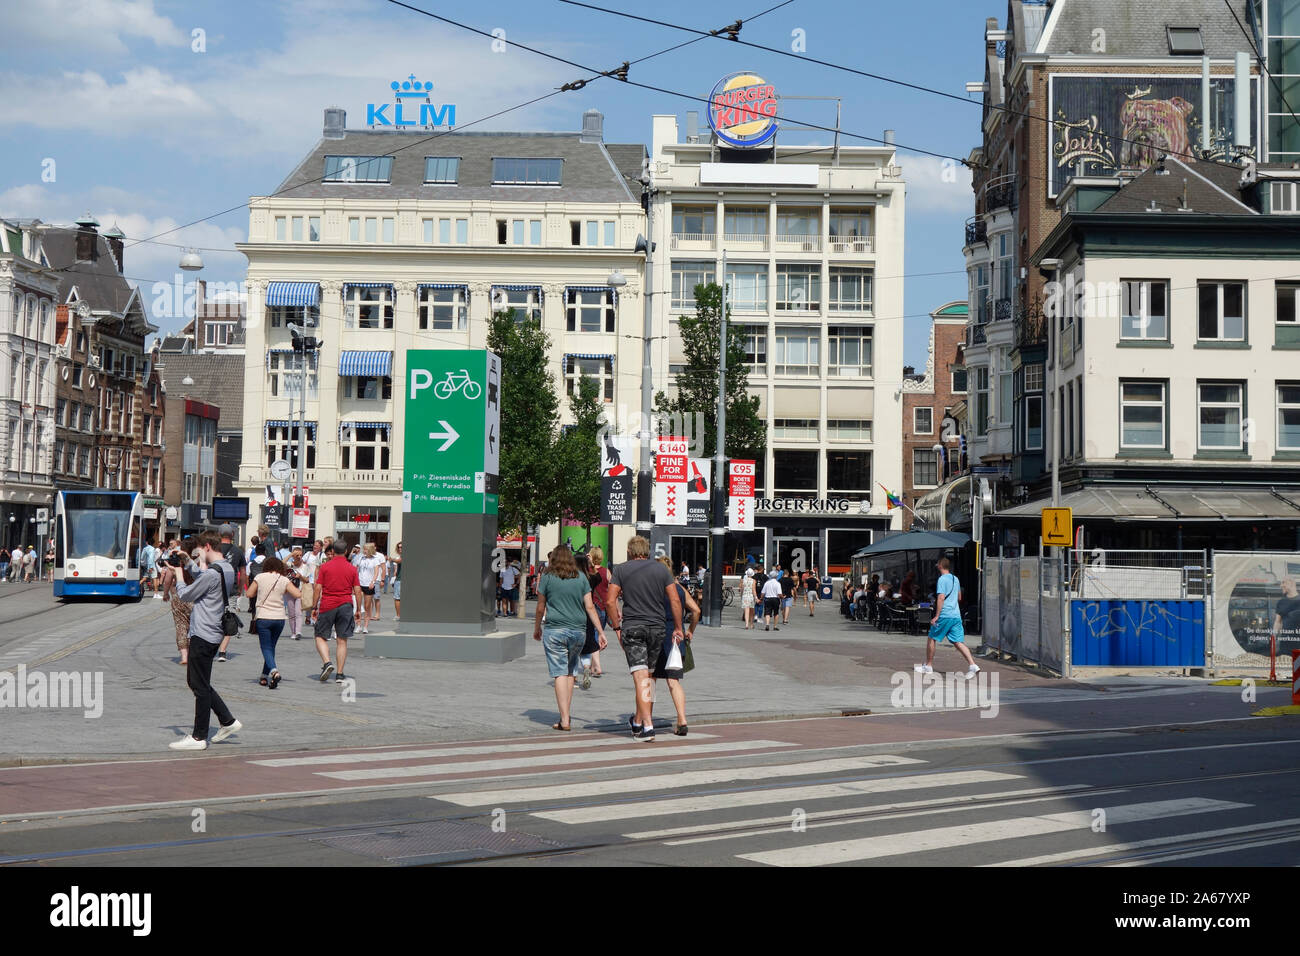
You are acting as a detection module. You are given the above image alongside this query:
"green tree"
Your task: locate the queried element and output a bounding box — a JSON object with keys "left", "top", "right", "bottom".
{"left": 655, "top": 282, "right": 766, "bottom": 461}
{"left": 487, "top": 310, "right": 563, "bottom": 538}
{"left": 555, "top": 375, "right": 604, "bottom": 546}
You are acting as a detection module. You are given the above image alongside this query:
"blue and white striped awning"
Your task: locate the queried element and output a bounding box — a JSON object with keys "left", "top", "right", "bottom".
{"left": 265, "top": 348, "right": 294, "bottom": 370}
{"left": 566, "top": 353, "right": 614, "bottom": 362}
{"left": 566, "top": 285, "right": 617, "bottom": 303}
{"left": 338, "top": 350, "right": 393, "bottom": 377}
{"left": 342, "top": 282, "right": 394, "bottom": 298}
{"left": 338, "top": 421, "right": 392, "bottom": 439}
{"left": 494, "top": 284, "right": 543, "bottom": 293}
{"left": 265, "top": 282, "right": 320, "bottom": 307}
{"left": 265, "top": 420, "right": 317, "bottom": 440}
{"left": 418, "top": 282, "right": 468, "bottom": 292}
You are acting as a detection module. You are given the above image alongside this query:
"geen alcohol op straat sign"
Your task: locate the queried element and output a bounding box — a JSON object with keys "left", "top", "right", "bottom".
{"left": 403, "top": 350, "right": 500, "bottom": 515}
{"left": 728, "top": 459, "right": 755, "bottom": 531}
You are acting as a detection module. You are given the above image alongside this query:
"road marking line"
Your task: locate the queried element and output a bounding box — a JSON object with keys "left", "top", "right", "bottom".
{"left": 535, "top": 770, "right": 1022, "bottom": 824}
{"left": 431, "top": 755, "right": 926, "bottom": 806}
{"left": 984, "top": 816, "right": 1300, "bottom": 866}
{"left": 738, "top": 798, "right": 1251, "bottom": 867}
{"left": 250, "top": 734, "right": 720, "bottom": 767}
{"left": 1108, "top": 833, "right": 1300, "bottom": 865}
{"left": 318, "top": 740, "right": 796, "bottom": 780}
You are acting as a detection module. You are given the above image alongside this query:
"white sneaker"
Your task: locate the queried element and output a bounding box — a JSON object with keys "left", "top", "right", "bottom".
{"left": 212, "top": 719, "right": 242, "bottom": 742}
{"left": 169, "top": 735, "right": 207, "bottom": 751}
{"left": 581, "top": 666, "right": 592, "bottom": 691}
{"left": 152, "top": 593, "right": 163, "bottom": 600}
{"left": 965, "top": 664, "right": 980, "bottom": 680}
{"left": 914, "top": 664, "right": 933, "bottom": 674}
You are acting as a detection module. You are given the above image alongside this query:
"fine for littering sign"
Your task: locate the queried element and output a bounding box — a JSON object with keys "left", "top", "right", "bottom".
{"left": 403, "top": 350, "right": 500, "bottom": 515}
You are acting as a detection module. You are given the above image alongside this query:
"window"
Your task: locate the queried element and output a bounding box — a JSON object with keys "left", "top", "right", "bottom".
{"left": 1271, "top": 180, "right": 1299, "bottom": 211}
{"left": 773, "top": 449, "right": 818, "bottom": 495}
{"left": 456, "top": 218, "right": 468, "bottom": 243}
{"left": 203, "top": 322, "right": 233, "bottom": 347}
{"left": 972, "top": 265, "right": 990, "bottom": 324}
{"left": 776, "top": 264, "right": 821, "bottom": 311}
{"left": 741, "top": 325, "right": 767, "bottom": 373}
{"left": 826, "top": 325, "right": 871, "bottom": 377}
{"left": 496, "top": 220, "right": 507, "bottom": 245}
{"left": 1025, "top": 395, "right": 1043, "bottom": 450}
{"left": 53, "top": 439, "right": 64, "bottom": 473}
{"left": 952, "top": 368, "right": 968, "bottom": 393}
{"left": 1167, "top": 26, "right": 1203, "bottom": 54}
{"left": 974, "top": 366, "right": 990, "bottom": 436}
{"left": 79, "top": 446, "right": 90, "bottom": 477}
{"left": 71, "top": 365, "right": 82, "bottom": 388}
{"left": 914, "top": 407, "right": 933, "bottom": 434}
{"left": 494, "top": 287, "right": 541, "bottom": 323}
{"left": 828, "top": 419, "right": 872, "bottom": 441}
{"left": 200, "top": 475, "right": 212, "bottom": 504}
{"left": 268, "top": 351, "right": 319, "bottom": 399}
{"left": 585, "top": 221, "right": 599, "bottom": 246}
{"left": 1024, "top": 363, "right": 1044, "bottom": 392}
{"left": 349, "top": 218, "right": 360, "bottom": 242}
{"left": 774, "top": 327, "right": 820, "bottom": 376}
{"left": 603, "top": 221, "right": 615, "bottom": 247}
{"left": 777, "top": 208, "right": 819, "bottom": 240}
{"left": 267, "top": 424, "right": 316, "bottom": 470}
{"left": 671, "top": 261, "right": 714, "bottom": 309}
{"left": 828, "top": 208, "right": 871, "bottom": 244}
{"left": 423, "top": 219, "right": 435, "bottom": 243}
{"left": 183, "top": 473, "right": 196, "bottom": 502}
{"left": 419, "top": 286, "right": 467, "bottom": 330}
{"left": 564, "top": 356, "right": 614, "bottom": 402}
{"left": 531, "top": 220, "right": 543, "bottom": 246}
{"left": 340, "top": 425, "right": 391, "bottom": 471}
{"left": 566, "top": 289, "right": 615, "bottom": 333}
{"left": 1198, "top": 381, "right": 1244, "bottom": 450}
{"left": 996, "top": 233, "right": 1013, "bottom": 300}
{"left": 1122, "top": 280, "right": 1169, "bottom": 339}
{"left": 345, "top": 285, "right": 394, "bottom": 329}
{"left": 724, "top": 206, "right": 767, "bottom": 240}
{"left": 344, "top": 375, "right": 393, "bottom": 401}
{"left": 828, "top": 267, "right": 872, "bottom": 312}
{"left": 382, "top": 218, "right": 394, "bottom": 243}
{"left": 912, "top": 448, "right": 938, "bottom": 488}
{"left": 1278, "top": 383, "right": 1300, "bottom": 450}
{"left": 268, "top": 305, "right": 315, "bottom": 329}
{"left": 725, "top": 263, "right": 768, "bottom": 311}
{"left": 1198, "top": 282, "right": 1246, "bottom": 341}
{"left": 365, "top": 218, "right": 377, "bottom": 243}
{"left": 275, "top": 217, "right": 286, "bottom": 241}
{"left": 291, "top": 217, "right": 303, "bottom": 241}
{"left": 1277, "top": 282, "right": 1300, "bottom": 323}
{"left": 323, "top": 155, "right": 393, "bottom": 182}
{"left": 1120, "top": 380, "right": 1167, "bottom": 449}
{"left": 671, "top": 206, "right": 715, "bottom": 237}
{"left": 424, "top": 157, "right": 460, "bottom": 183}
{"left": 773, "top": 419, "right": 817, "bottom": 438}
{"left": 827, "top": 450, "right": 871, "bottom": 494}
{"left": 56, "top": 398, "right": 66, "bottom": 425}
{"left": 308, "top": 217, "right": 320, "bottom": 241}
{"left": 491, "top": 158, "right": 562, "bottom": 184}
{"left": 999, "top": 368, "right": 1013, "bottom": 423}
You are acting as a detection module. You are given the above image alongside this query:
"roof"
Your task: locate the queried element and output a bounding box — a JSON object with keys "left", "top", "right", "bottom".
{"left": 154, "top": 352, "right": 245, "bottom": 427}
{"left": 269, "top": 130, "right": 643, "bottom": 204}
{"left": 997, "top": 485, "right": 1300, "bottom": 520}
{"left": 157, "top": 335, "right": 192, "bottom": 353}
{"left": 1094, "top": 156, "right": 1256, "bottom": 214}
{"left": 1036, "top": 0, "right": 1255, "bottom": 58}
{"left": 935, "top": 302, "right": 969, "bottom": 316}
{"left": 38, "top": 226, "right": 135, "bottom": 313}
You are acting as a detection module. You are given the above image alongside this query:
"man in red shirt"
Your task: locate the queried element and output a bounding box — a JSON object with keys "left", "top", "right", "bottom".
{"left": 313, "top": 539, "right": 362, "bottom": 683}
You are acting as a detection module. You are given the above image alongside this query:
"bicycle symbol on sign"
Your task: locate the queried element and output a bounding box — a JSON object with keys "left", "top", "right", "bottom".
{"left": 433, "top": 369, "right": 482, "bottom": 400}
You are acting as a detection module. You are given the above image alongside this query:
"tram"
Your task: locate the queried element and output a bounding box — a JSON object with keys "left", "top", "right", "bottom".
{"left": 51, "top": 489, "right": 145, "bottom": 600}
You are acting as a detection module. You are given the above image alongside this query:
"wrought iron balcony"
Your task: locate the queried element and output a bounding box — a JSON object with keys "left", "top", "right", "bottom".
{"left": 964, "top": 218, "right": 987, "bottom": 246}
{"left": 994, "top": 297, "right": 1012, "bottom": 322}
{"left": 967, "top": 323, "right": 987, "bottom": 347}
{"left": 1015, "top": 302, "right": 1047, "bottom": 347}
{"left": 982, "top": 173, "right": 1017, "bottom": 213}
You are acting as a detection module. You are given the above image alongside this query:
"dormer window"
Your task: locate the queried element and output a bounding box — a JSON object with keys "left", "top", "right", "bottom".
{"left": 323, "top": 155, "right": 393, "bottom": 183}
{"left": 1167, "top": 26, "right": 1204, "bottom": 55}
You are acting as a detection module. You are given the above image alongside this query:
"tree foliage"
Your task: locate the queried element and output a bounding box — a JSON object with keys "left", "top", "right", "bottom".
{"left": 555, "top": 375, "right": 604, "bottom": 544}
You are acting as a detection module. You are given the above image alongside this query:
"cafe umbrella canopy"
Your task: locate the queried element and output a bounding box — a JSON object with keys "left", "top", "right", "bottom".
{"left": 852, "top": 530, "right": 970, "bottom": 558}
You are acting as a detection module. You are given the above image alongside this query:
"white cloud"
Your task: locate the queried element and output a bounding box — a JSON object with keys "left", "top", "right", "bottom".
{"left": 903, "top": 156, "right": 975, "bottom": 215}
{"left": 5, "top": 0, "right": 185, "bottom": 56}
{"left": 0, "top": 68, "right": 213, "bottom": 135}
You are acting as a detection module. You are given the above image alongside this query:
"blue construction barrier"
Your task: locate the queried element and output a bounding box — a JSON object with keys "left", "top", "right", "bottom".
{"left": 1070, "top": 599, "right": 1206, "bottom": 667}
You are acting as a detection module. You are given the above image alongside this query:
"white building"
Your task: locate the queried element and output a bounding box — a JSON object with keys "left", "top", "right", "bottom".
{"left": 236, "top": 108, "right": 646, "bottom": 554}
{"left": 0, "top": 218, "right": 58, "bottom": 551}
{"left": 647, "top": 110, "right": 905, "bottom": 575}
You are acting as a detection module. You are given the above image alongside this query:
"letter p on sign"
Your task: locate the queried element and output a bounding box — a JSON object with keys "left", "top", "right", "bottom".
{"left": 411, "top": 369, "right": 433, "bottom": 399}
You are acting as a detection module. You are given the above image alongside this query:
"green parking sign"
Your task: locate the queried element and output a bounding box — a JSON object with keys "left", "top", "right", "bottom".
{"left": 403, "top": 350, "right": 500, "bottom": 515}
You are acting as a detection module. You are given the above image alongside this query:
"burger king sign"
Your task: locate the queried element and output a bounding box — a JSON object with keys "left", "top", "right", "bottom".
{"left": 708, "top": 72, "right": 779, "bottom": 148}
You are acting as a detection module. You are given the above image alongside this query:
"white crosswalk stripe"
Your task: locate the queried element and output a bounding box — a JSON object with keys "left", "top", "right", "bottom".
{"left": 737, "top": 798, "right": 1250, "bottom": 867}
{"left": 249, "top": 734, "right": 720, "bottom": 767}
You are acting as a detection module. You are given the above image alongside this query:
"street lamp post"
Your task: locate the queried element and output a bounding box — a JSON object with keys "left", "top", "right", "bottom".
{"left": 707, "top": 252, "right": 729, "bottom": 628}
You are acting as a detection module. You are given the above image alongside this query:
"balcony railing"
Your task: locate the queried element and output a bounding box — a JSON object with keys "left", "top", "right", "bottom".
{"left": 776, "top": 234, "right": 822, "bottom": 252}
{"left": 829, "top": 236, "right": 874, "bottom": 254}
{"left": 994, "top": 297, "right": 1012, "bottom": 322}
{"left": 982, "top": 173, "right": 1017, "bottom": 212}
{"left": 723, "top": 232, "right": 768, "bottom": 249}
{"left": 1015, "top": 303, "right": 1047, "bottom": 347}
{"left": 964, "top": 218, "right": 987, "bottom": 246}
{"left": 967, "top": 324, "right": 987, "bottom": 347}
{"left": 670, "top": 232, "right": 715, "bottom": 248}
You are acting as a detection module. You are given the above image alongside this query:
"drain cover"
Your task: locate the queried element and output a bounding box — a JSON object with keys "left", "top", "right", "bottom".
{"left": 312, "top": 820, "right": 575, "bottom": 864}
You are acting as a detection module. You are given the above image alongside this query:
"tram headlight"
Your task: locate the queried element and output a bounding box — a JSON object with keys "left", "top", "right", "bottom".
{"left": 116, "top": 564, "right": 124, "bottom": 571}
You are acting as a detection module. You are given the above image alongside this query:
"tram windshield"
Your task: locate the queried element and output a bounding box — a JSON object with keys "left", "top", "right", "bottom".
{"left": 63, "top": 493, "right": 134, "bottom": 560}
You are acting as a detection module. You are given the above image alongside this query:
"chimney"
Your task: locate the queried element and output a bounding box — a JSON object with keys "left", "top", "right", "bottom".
{"left": 686, "top": 111, "right": 699, "bottom": 143}
{"left": 883, "top": 129, "right": 896, "bottom": 146}
{"left": 581, "top": 108, "right": 604, "bottom": 143}
{"left": 323, "top": 108, "right": 347, "bottom": 139}
{"left": 55, "top": 304, "right": 71, "bottom": 346}
{"left": 104, "top": 222, "right": 125, "bottom": 273}
{"left": 74, "top": 212, "right": 99, "bottom": 263}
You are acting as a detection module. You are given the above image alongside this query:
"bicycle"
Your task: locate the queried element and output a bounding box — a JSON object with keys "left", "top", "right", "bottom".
{"left": 722, "top": 585, "right": 736, "bottom": 607}
{"left": 433, "top": 369, "right": 482, "bottom": 400}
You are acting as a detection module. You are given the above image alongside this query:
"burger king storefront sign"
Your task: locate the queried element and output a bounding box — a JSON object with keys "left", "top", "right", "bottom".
{"left": 708, "top": 72, "right": 779, "bottom": 148}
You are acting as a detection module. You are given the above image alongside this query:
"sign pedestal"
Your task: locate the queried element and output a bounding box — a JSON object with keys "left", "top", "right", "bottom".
{"left": 370, "top": 349, "right": 523, "bottom": 663}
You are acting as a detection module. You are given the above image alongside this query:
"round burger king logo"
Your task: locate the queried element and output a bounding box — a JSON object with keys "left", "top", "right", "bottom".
{"left": 708, "top": 72, "right": 779, "bottom": 148}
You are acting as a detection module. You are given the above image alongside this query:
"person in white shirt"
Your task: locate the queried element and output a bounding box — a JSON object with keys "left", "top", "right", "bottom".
{"left": 354, "top": 543, "right": 385, "bottom": 634}
{"left": 761, "top": 574, "right": 783, "bottom": 631}
{"left": 499, "top": 562, "right": 520, "bottom": 617}
{"left": 371, "top": 549, "right": 388, "bottom": 621}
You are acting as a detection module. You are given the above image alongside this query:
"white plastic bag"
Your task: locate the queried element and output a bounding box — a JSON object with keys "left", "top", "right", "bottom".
{"left": 665, "top": 641, "right": 683, "bottom": 671}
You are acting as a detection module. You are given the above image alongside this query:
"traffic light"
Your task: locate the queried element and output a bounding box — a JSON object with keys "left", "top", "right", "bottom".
{"left": 288, "top": 325, "right": 320, "bottom": 352}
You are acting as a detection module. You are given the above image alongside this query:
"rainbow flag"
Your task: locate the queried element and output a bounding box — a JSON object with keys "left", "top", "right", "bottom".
{"left": 878, "top": 483, "right": 902, "bottom": 510}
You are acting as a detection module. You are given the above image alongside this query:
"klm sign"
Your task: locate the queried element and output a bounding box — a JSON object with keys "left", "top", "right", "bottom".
{"left": 367, "top": 75, "right": 456, "bottom": 129}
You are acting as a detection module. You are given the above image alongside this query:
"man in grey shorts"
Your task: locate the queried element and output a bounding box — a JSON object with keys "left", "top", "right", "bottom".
{"left": 606, "top": 536, "right": 683, "bottom": 742}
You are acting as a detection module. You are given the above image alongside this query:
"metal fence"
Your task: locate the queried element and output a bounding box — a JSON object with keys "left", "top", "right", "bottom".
{"left": 1064, "top": 549, "right": 1209, "bottom": 600}
{"left": 982, "top": 554, "right": 1066, "bottom": 675}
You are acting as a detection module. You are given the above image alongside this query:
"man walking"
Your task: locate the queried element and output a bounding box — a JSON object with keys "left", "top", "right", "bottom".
{"left": 916, "top": 556, "right": 980, "bottom": 678}
{"left": 314, "top": 539, "right": 362, "bottom": 683}
{"left": 761, "top": 571, "right": 783, "bottom": 631}
{"left": 499, "top": 561, "right": 520, "bottom": 617}
{"left": 163, "top": 532, "right": 242, "bottom": 751}
{"left": 606, "top": 536, "right": 683, "bottom": 742}
{"left": 780, "top": 566, "right": 796, "bottom": 625}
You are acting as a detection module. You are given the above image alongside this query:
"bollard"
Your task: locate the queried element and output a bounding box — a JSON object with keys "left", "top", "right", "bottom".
{"left": 1292, "top": 650, "right": 1299, "bottom": 706}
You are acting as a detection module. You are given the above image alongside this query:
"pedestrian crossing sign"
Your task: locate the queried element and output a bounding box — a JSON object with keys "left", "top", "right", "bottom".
{"left": 1041, "top": 507, "right": 1072, "bottom": 547}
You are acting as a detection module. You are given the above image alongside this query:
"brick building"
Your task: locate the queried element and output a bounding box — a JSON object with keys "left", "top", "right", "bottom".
{"left": 901, "top": 302, "right": 968, "bottom": 528}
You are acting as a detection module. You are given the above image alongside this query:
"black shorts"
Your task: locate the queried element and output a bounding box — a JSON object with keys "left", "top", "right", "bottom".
{"left": 360, "top": 585, "right": 375, "bottom": 596}
{"left": 620, "top": 624, "right": 663, "bottom": 674}
{"left": 763, "top": 597, "right": 781, "bottom": 617}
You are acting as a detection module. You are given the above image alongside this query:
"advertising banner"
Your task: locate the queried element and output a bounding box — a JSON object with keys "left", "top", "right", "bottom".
{"left": 601, "top": 473, "right": 632, "bottom": 525}
{"left": 727, "top": 495, "right": 754, "bottom": 531}
{"left": 291, "top": 508, "right": 311, "bottom": 539}
{"left": 686, "top": 458, "right": 711, "bottom": 528}
{"left": 728, "top": 459, "right": 755, "bottom": 531}
{"left": 1212, "top": 551, "right": 1300, "bottom": 669}
{"left": 654, "top": 436, "right": 688, "bottom": 526}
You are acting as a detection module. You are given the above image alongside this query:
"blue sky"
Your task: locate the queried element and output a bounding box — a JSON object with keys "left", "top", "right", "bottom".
{"left": 0, "top": 0, "right": 987, "bottom": 367}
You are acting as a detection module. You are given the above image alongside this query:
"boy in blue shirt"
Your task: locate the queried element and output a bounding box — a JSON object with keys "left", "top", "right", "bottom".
{"left": 915, "top": 556, "right": 980, "bottom": 679}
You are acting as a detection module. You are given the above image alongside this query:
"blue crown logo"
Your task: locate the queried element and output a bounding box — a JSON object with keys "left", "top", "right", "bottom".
{"left": 391, "top": 74, "right": 434, "bottom": 99}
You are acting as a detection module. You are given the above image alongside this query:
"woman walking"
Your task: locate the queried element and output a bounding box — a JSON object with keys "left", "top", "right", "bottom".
{"left": 285, "top": 547, "right": 306, "bottom": 640}
{"left": 533, "top": 547, "right": 605, "bottom": 731}
{"left": 245, "top": 556, "right": 301, "bottom": 689}
{"left": 741, "top": 566, "right": 756, "bottom": 628}
{"left": 354, "top": 543, "right": 385, "bottom": 634}
{"left": 654, "top": 556, "right": 698, "bottom": 736}
{"left": 586, "top": 546, "right": 611, "bottom": 677}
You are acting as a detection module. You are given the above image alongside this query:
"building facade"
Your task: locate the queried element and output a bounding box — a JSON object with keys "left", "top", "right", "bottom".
{"left": 236, "top": 108, "right": 646, "bottom": 552}
{"left": 901, "top": 302, "right": 968, "bottom": 529}
{"left": 647, "top": 111, "right": 906, "bottom": 575}
{"left": 162, "top": 396, "right": 219, "bottom": 535}
{"left": 0, "top": 219, "right": 58, "bottom": 551}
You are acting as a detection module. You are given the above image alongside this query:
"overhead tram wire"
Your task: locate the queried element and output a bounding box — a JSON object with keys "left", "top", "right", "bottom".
{"left": 384, "top": 0, "right": 968, "bottom": 164}
{"left": 558, "top": 0, "right": 1271, "bottom": 178}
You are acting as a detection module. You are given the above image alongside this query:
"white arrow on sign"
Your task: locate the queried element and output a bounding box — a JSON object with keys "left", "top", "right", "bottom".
{"left": 429, "top": 420, "right": 460, "bottom": 452}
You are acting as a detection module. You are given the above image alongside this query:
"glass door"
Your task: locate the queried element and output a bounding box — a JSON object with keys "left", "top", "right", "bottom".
{"left": 773, "top": 536, "right": 818, "bottom": 574}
